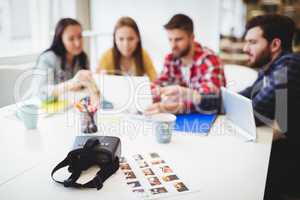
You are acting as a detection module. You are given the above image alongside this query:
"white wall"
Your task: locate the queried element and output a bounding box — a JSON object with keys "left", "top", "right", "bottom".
{"left": 90, "top": 0, "right": 221, "bottom": 72}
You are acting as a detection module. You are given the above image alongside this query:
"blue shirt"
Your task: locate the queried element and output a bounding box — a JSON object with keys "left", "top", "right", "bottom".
{"left": 240, "top": 52, "right": 300, "bottom": 133}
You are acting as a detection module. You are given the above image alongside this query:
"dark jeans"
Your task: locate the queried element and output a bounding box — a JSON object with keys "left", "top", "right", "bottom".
{"left": 264, "top": 139, "right": 300, "bottom": 200}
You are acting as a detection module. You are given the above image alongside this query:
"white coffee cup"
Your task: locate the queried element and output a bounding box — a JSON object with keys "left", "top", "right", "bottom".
{"left": 149, "top": 113, "right": 176, "bottom": 144}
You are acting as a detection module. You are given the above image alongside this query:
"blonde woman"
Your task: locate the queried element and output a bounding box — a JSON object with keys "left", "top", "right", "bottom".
{"left": 96, "top": 17, "right": 157, "bottom": 81}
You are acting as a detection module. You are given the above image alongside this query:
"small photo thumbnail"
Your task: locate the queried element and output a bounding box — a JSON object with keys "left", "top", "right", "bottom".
{"left": 150, "top": 187, "right": 168, "bottom": 195}
{"left": 160, "top": 165, "right": 173, "bottom": 174}
{"left": 132, "top": 188, "right": 145, "bottom": 194}
{"left": 142, "top": 168, "right": 155, "bottom": 176}
{"left": 120, "top": 163, "right": 131, "bottom": 171}
{"left": 127, "top": 181, "right": 141, "bottom": 188}
{"left": 151, "top": 159, "right": 165, "bottom": 165}
{"left": 133, "top": 154, "right": 143, "bottom": 161}
{"left": 124, "top": 171, "right": 136, "bottom": 179}
{"left": 174, "top": 182, "right": 189, "bottom": 192}
{"left": 149, "top": 152, "right": 160, "bottom": 159}
{"left": 162, "top": 174, "right": 179, "bottom": 182}
{"left": 119, "top": 157, "right": 127, "bottom": 163}
{"left": 137, "top": 160, "right": 149, "bottom": 168}
{"left": 147, "top": 176, "right": 162, "bottom": 186}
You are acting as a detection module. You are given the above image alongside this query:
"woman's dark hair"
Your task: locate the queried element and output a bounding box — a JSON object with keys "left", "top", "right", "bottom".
{"left": 46, "top": 18, "right": 88, "bottom": 70}
{"left": 112, "top": 17, "right": 144, "bottom": 75}
{"left": 245, "top": 14, "right": 296, "bottom": 52}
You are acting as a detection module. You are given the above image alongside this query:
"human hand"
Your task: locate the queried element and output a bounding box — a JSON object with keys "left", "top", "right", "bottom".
{"left": 161, "top": 85, "right": 201, "bottom": 105}
{"left": 160, "top": 85, "right": 184, "bottom": 103}
{"left": 144, "top": 102, "right": 184, "bottom": 115}
{"left": 69, "top": 70, "right": 99, "bottom": 94}
{"left": 68, "top": 81, "right": 84, "bottom": 91}
{"left": 74, "top": 70, "right": 93, "bottom": 83}
{"left": 150, "top": 83, "right": 161, "bottom": 99}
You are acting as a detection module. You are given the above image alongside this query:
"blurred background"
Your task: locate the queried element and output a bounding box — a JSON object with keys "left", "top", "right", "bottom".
{"left": 220, "top": 0, "right": 300, "bottom": 65}
{"left": 0, "top": 0, "right": 299, "bottom": 71}
{"left": 0, "top": 0, "right": 299, "bottom": 108}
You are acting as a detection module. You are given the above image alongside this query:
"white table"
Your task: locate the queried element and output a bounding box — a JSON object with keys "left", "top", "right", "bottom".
{"left": 0, "top": 104, "right": 272, "bottom": 200}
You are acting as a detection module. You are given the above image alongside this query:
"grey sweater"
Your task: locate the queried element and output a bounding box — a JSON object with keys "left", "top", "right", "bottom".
{"left": 30, "top": 51, "right": 82, "bottom": 101}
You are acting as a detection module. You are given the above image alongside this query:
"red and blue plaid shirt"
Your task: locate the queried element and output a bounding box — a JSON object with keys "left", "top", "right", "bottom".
{"left": 153, "top": 42, "right": 226, "bottom": 112}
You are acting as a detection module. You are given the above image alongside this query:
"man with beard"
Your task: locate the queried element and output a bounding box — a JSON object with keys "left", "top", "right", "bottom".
{"left": 241, "top": 14, "right": 300, "bottom": 200}
{"left": 145, "top": 14, "right": 226, "bottom": 114}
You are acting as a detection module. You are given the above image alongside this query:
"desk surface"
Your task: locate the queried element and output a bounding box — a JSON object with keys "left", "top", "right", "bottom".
{"left": 0, "top": 104, "right": 272, "bottom": 200}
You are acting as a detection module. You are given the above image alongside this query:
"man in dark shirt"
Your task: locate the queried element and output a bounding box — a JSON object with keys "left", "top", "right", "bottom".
{"left": 240, "top": 14, "right": 300, "bottom": 200}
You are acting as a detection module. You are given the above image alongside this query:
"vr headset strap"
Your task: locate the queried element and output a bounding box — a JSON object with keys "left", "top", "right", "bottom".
{"left": 51, "top": 153, "right": 120, "bottom": 190}
{"left": 51, "top": 149, "right": 83, "bottom": 187}
{"left": 82, "top": 157, "right": 120, "bottom": 190}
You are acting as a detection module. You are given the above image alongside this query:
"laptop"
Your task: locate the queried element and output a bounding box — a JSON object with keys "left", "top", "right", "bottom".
{"left": 221, "top": 87, "right": 256, "bottom": 142}
{"left": 93, "top": 74, "right": 153, "bottom": 113}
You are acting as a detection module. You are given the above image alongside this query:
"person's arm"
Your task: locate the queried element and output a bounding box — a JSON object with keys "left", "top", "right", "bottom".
{"left": 239, "top": 86, "right": 253, "bottom": 99}
{"left": 30, "top": 52, "right": 61, "bottom": 101}
{"left": 196, "top": 92, "right": 221, "bottom": 113}
{"left": 272, "top": 120, "right": 287, "bottom": 141}
{"left": 31, "top": 52, "right": 88, "bottom": 101}
{"left": 161, "top": 86, "right": 201, "bottom": 114}
{"left": 169, "top": 88, "right": 221, "bottom": 114}
{"left": 153, "top": 55, "right": 172, "bottom": 87}
{"left": 50, "top": 79, "right": 80, "bottom": 98}
{"left": 148, "top": 54, "right": 225, "bottom": 114}
{"left": 239, "top": 71, "right": 264, "bottom": 98}
{"left": 250, "top": 65, "right": 288, "bottom": 127}
{"left": 142, "top": 50, "right": 157, "bottom": 81}
{"left": 184, "top": 55, "right": 225, "bottom": 113}
{"left": 145, "top": 86, "right": 221, "bottom": 115}
{"left": 151, "top": 55, "right": 173, "bottom": 102}
{"left": 197, "top": 55, "right": 226, "bottom": 94}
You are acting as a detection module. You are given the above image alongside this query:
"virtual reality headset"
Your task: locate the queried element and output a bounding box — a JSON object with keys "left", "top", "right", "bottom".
{"left": 51, "top": 136, "right": 121, "bottom": 190}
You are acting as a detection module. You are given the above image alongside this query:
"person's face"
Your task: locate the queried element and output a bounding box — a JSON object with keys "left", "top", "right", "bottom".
{"left": 115, "top": 26, "right": 139, "bottom": 58}
{"left": 62, "top": 25, "right": 83, "bottom": 56}
{"left": 243, "top": 27, "right": 272, "bottom": 68}
{"left": 167, "top": 29, "right": 194, "bottom": 59}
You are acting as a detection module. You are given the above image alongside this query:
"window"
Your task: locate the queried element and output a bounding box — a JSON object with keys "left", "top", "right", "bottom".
{"left": 0, "top": 0, "right": 49, "bottom": 59}
{"left": 220, "top": 0, "right": 246, "bottom": 38}
{"left": 0, "top": 0, "right": 79, "bottom": 64}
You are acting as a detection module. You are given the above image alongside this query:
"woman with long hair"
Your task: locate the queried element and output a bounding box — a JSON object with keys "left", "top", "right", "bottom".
{"left": 96, "top": 16, "right": 157, "bottom": 81}
{"left": 31, "top": 18, "right": 93, "bottom": 101}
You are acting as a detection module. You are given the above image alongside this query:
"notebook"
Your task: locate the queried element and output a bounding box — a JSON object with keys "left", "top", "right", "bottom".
{"left": 175, "top": 113, "right": 217, "bottom": 135}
